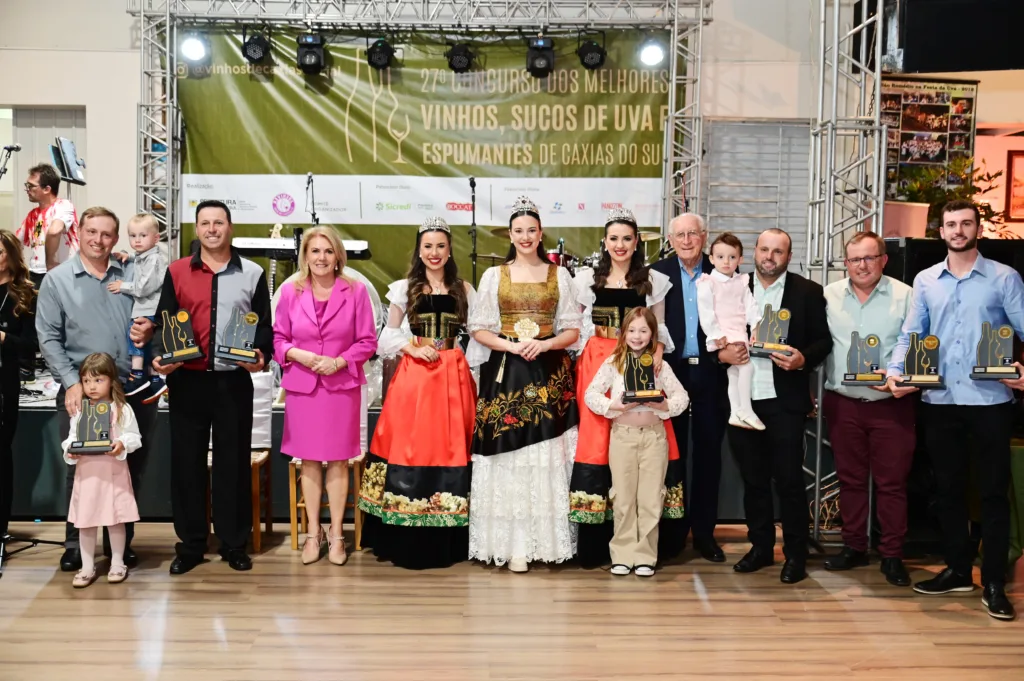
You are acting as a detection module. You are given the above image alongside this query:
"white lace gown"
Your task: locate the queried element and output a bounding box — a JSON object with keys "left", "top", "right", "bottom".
{"left": 466, "top": 265, "right": 582, "bottom": 565}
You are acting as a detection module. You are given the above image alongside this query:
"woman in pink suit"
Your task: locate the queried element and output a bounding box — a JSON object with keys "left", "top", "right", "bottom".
{"left": 273, "top": 226, "right": 377, "bottom": 566}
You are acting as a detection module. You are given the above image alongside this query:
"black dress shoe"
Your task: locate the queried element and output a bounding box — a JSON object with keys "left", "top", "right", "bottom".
{"left": 123, "top": 547, "right": 139, "bottom": 568}
{"left": 780, "top": 559, "right": 807, "bottom": 584}
{"left": 880, "top": 558, "right": 911, "bottom": 587}
{"left": 982, "top": 584, "right": 1017, "bottom": 621}
{"left": 693, "top": 537, "right": 726, "bottom": 563}
{"left": 59, "top": 548, "right": 82, "bottom": 572}
{"left": 169, "top": 555, "right": 204, "bottom": 575}
{"left": 733, "top": 547, "right": 774, "bottom": 573}
{"left": 222, "top": 549, "right": 252, "bottom": 571}
{"left": 824, "top": 546, "right": 869, "bottom": 571}
{"left": 913, "top": 567, "right": 975, "bottom": 595}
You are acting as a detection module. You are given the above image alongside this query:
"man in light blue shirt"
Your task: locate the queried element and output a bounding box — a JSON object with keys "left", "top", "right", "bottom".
{"left": 822, "top": 232, "right": 915, "bottom": 587}
{"left": 886, "top": 200, "right": 1024, "bottom": 620}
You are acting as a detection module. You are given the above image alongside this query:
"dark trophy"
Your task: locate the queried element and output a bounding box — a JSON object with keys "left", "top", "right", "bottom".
{"left": 897, "top": 332, "right": 945, "bottom": 389}
{"left": 622, "top": 352, "right": 665, "bottom": 404}
{"left": 69, "top": 401, "right": 114, "bottom": 454}
{"left": 842, "top": 332, "right": 886, "bottom": 385}
{"left": 750, "top": 304, "right": 793, "bottom": 358}
{"left": 160, "top": 309, "right": 203, "bottom": 362}
{"left": 215, "top": 309, "right": 259, "bottom": 363}
{"left": 971, "top": 322, "right": 1020, "bottom": 380}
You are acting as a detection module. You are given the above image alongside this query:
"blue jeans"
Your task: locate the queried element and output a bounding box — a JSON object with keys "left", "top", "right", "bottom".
{"left": 127, "top": 315, "right": 156, "bottom": 366}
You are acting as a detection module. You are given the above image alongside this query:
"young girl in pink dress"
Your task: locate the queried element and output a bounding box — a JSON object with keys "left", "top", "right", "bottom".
{"left": 696, "top": 233, "right": 765, "bottom": 430}
{"left": 61, "top": 353, "right": 142, "bottom": 588}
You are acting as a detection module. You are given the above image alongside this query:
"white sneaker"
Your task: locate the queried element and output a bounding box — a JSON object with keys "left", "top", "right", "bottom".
{"left": 729, "top": 414, "right": 753, "bottom": 429}
{"left": 508, "top": 557, "right": 529, "bottom": 573}
{"left": 610, "top": 564, "right": 632, "bottom": 576}
{"left": 634, "top": 565, "right": 656, "bottom": 577}
{"left": 741, "top": 414, "right": 766, "bottom": 431}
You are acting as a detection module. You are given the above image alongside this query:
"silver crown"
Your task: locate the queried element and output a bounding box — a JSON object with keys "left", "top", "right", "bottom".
{"left": 605, "top": 207, "right": 637, "bottom": 226}
{"left": 418, "top": 216, "right": 451, "bottom": 234}
{"left": 510, "top": 195, "right": 539, "bottom": 218}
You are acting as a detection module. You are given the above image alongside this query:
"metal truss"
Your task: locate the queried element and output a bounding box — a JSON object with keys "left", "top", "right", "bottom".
{"left": 805, "top": 0, "right": 885, "bottom": 548}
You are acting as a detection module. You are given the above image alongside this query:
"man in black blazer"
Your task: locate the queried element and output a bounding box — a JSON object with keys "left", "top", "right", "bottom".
{"left": 651, "top": 214, "right": 731, "bottom": 562}
{"left": 728, "top": 228, "right": 833, "bottom": 584}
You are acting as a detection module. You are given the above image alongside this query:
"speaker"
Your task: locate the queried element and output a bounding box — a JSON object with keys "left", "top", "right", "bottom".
{"left": 902, "top": 0, "right": 1024, "bottom": 73}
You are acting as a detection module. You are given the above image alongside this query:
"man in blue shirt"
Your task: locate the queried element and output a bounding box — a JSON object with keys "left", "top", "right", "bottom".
{"left": 887, "top": 200, "right": 1024, "bottom": 621}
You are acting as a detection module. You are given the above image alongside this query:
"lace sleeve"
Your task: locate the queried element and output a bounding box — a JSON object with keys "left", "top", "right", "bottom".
{"left": 377, "top": 280, "right": 413, "bottom": 359}
{"left": 648, "top": 269, "right": 675, "bottom": 352}
{"left": 584, "top": 359, "right": 618, "bottom": 418}
{"left": 657, "top": 363, "right": 690, "bottom": 420}
{"left": 555, "top": 267, "right": 583, "bottom": 351}
{"left": 466, "top": 267, "right": 501, "bottom": 367}
{"left": 573, "top": 267, "right": 597, "bottom": 350}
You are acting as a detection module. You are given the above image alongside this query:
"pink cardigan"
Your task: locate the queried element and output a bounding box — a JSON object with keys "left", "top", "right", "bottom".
{"left": 273, "top": 278, "right": 378, "bottom": 395}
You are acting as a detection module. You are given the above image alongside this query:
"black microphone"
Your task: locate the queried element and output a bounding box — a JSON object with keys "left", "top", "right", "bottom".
{"left": 469, "top": 176, "right": 476, "bottom": 189}
{"left": 3, "top": 144, "right": 20, "bottom": 152}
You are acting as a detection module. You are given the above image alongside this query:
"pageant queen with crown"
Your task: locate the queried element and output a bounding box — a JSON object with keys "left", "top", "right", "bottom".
{"left": 465, "top": 196, "right": 582, "bottom": 572}
{"left": 358, "top": 217, "right": 478, "bottom": 569}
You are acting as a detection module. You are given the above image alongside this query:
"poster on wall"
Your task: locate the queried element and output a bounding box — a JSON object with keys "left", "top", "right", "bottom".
{"left": 881, "top": 77, "right": 979, "bottom": 198}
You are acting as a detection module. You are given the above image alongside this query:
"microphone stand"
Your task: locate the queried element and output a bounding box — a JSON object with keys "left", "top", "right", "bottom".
{"left": 307, "top": 173, "right": 320, "bottom": 226}
{"left": 468, "top": 177, "right": 478, "bottom": 286}
{"left": 0, "top": 148, "right": 13, "bottom": 183}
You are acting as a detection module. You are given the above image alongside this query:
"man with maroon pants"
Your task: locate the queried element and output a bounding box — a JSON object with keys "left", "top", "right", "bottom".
{"left": 821, "top": 232, "right": 915, "bottom": 586}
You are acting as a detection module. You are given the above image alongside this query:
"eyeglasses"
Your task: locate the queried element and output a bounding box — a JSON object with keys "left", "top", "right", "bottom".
{"left": 845, "top": 255, "right": 882, "bottom": 266}
{"left": 23, "top": 182, "right": 39, "bottom": 190}
{"left": 673, "top": 230, "right": 702, "bottom": 241}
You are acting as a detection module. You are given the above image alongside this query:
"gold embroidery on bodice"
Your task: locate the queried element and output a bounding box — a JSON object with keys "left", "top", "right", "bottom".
{"left": 498, "top": 264, "right": 558, "bottom": 338}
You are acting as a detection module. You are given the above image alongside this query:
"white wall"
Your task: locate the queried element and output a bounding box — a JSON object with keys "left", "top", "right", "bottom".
{"left": 0, "top": 0, "right": 138, "bottom": 240}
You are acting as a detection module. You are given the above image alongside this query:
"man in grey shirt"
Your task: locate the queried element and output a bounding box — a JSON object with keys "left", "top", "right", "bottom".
{"left": 36, "top": 206, "right": 157, "bottom": 572}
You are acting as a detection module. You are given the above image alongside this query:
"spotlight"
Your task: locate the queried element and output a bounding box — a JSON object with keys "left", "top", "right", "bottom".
{"left": 180, "top": 34, "right": 210, "bottom": 63}
{"left": 242, "top": 27, "right": 270, "bottom": 64}
{"left": 446, "top": 43, "right": 474, "bottom": 74}
{"left": 526, "top": 36, "right": 554, "bottom": 79}
{"left": 296, "top": 33, "right": 325, "bottom": 74}
{"left": 576, "top": 33, "right": 606, "bottom": 71}
{"left": 639, "top": 39, "right": 665, "bottom": 67}
{"left": 367, "top": 38, "right": 394, "bottom": 71}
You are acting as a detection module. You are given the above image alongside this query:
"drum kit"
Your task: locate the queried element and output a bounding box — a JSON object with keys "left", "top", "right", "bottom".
{"left": 481, "top": 227, "right": 667, "bottom": 274}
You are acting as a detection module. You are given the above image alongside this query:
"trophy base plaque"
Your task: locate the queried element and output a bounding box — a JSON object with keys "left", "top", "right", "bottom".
{"left": 841, "top": 373, "right": 886, "bottom": 386}
{"left": 897, "top": 374, "right": 945, "bottom": 390}
{"left": 215, "top": 345, "right": 259, "bottom": 363}
{"left": 750, "top": 342, "right": 793, "bottom": 358}
{"left": 623, "top": 389, "right": 666, "bottom": 404}
{"left": 69, "top": 439, "right": 114, "bottom": 455}
{"left": 160, "top": 347, "right": 203, "bottom": 363}
{"left": 971, "top": 365, "right": 1021, "bottom": 380}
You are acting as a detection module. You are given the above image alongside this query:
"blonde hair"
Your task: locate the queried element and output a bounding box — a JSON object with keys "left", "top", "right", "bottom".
{"left": 128, "top": 213, "right": 160, "bottom": 234}
{"left": 611, "top": 307, "right": 659, "bottom": 373}
{"left": 294, "top": 225, "right": 351, "bottom": 292}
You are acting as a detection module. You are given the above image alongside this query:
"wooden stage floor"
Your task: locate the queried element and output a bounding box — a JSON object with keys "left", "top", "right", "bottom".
{"left": 0, "top": 522, "right": 1021, "bottom": 681}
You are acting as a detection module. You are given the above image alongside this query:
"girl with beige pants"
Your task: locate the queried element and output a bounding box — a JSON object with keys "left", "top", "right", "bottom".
{"left": 585, "top": 308, "right": 689, "bottom": 576}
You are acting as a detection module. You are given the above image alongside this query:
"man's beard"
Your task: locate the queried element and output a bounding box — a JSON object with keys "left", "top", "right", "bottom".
{"left": 756, "top": 259, "right": 787, "bottom": 278}
{"left": 947, "top": 236, "right": 977, "bottom": 253}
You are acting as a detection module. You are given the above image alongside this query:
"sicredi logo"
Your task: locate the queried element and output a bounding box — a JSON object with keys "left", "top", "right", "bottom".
{"left": 446, "top": 202, "right": 472, "bottom": 211}
{"left": 272, "top": 193, "right": 295, "bottom": 217}
{"left": 376, "top": 202, "right": 412, "bottom": 211}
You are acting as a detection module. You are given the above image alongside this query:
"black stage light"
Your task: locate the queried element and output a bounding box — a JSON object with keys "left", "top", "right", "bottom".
{"left": 526, "top": 36, "right": 554, "bottom": 78}
{"left": 296, "top": 33, "right": 325, "bottom": 74}
{"left": 367, "top": 38, "right": 394, "bottom": 71}
{"left": 242, "top": 27, "right": 270, "bottom": 64}
{"left": 446, "top": 43, "right": 474, "bottom": 73}
{"left": 576, "top": 35, "right": 606, "bottom": 70}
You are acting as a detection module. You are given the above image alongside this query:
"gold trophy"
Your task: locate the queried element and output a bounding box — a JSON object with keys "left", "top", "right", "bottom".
{"left": 160, "top": 309, "right": 203, "bottom": 362}
{"left": 971, "top": 322, "right": 1020, "bottom": 380}
{"left": 622, "top": 351, "right": 665, "bottom": 403}
{"left": 69, "top": 401, "right": 114, "bottom": 454}
{"left": 897, "top": 332, "right": 945, "bottom": 389}
{"left": 750, "top": 304, "right": 793, "bottom": 358}
{"left": 215, "top": 309, "right": 260, "bottom": 363}
{"left": 842, "top": 332, "right": 886, "bottom": 385}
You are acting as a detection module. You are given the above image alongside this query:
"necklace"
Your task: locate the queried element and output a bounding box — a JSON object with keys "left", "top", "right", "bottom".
{"left": 427, "top": 279, "right": 445, "bottom": 294}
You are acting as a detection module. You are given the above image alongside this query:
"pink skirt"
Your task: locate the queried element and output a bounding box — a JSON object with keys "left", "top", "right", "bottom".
{"left": 282, "top": 383, "right": 362, "bottom": 461}
{"left": 68, "top": 456, "right": 140, "bottom": 529}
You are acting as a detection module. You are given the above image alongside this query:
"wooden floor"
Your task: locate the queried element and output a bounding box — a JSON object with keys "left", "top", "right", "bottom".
{"left": 0, "top": 523, "right": 1022, "bottom": 681}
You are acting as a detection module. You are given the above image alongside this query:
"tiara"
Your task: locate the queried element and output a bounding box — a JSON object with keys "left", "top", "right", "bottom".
{"left": 605, "top": 207, "right": 637, "bottom": 227}
{"left": 509, "top": 195, "right": 540, "bottom": 220}
{"left": 418, "top": 216, "right": 451, "bottom": 234}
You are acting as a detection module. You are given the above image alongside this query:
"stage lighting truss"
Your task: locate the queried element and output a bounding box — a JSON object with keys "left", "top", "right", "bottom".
{"left": 296, "top": 33, "right": 326, "bottom": 74}
{"left": 526, "top": 35, "right": 554, "bottom": 78}
{"left": 180, "top": 33, "right": 211, "bottom": 64}
{"left": 367, "top": 38, "right": 395, "bottom": 70}
{"left": 242, "top": 26, "right": 271, "bottom": 64}
{"left": 446, "top": 43, "right": 474, "bottom": 73}
{"left": 576, "top": 31, "right": 606, "bottom": 70}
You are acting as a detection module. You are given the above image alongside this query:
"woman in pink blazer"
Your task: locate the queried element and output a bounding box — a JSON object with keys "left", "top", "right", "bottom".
{"left": 273, "top": 226, "right": 377, "bottom": 565}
